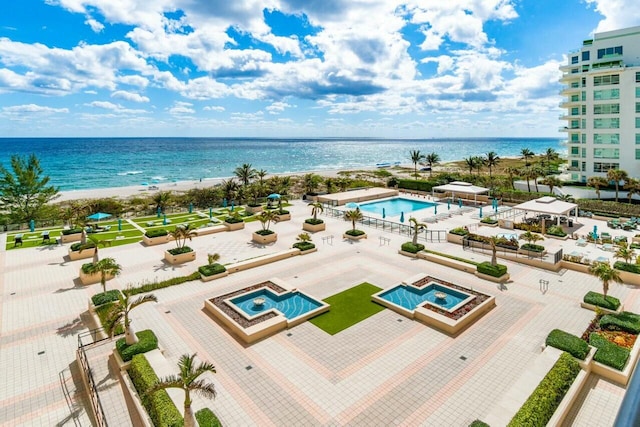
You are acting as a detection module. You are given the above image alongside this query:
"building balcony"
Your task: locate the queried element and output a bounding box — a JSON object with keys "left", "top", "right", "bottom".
{"left": 560, "top": 100, "right": 581, "bottom": 108}
{"left": 559, "top": 114, "right": 581, "bottom": 120}
{"left": 560, "top": 86, "right": 580, "bottom": 96}
{"left": 559, "top": 126, "right": 581, "bottom": 132}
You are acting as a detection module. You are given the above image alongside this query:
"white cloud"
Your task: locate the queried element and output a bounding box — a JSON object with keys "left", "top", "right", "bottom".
{"left": 203, "top": 105, "right": 225, "bottom": 112}
{"left": 586, "top": 0, "right": 640, "bottom": 33}
{"left": 266, "top": 101, "right": 292, "bottom": 114}
{"left": 3, "top": 104, "right": 68, "bottom": 113}
{"left": 85, "top": 17, "right": 104, "bottom": 32}
{"left": 168, "top": 101, "right": 195, "bottom": 115}
{"left": 111, "top": 90, "right": 150, "bottom": 102}
{"left": 86, "top": 100, "right": 148, "bottom": 113}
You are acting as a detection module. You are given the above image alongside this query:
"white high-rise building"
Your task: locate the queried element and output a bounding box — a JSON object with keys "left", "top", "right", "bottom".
{"left": 561, "top": 26, "right": 640, "bottom": 183}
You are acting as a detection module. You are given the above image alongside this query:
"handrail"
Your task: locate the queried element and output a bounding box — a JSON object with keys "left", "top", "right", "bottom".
{"left": 77, "top": 328, "right": 110, "bottom": 427}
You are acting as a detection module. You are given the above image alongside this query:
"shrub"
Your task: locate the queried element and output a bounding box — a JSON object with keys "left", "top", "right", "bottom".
{"left": 195, "top": 408, "right": 222, "bottom": 427}
{"left": 81, "top": 262, "right": 95, "bottom": 274}
{"left": 401, "top": 242, "right": 425, "bottom": 253}
{"left": 507, "top": 352, "right": 580, "bottom": 427}
{"left": 449, "top": 227, "right": 469, "bottom": 236}
{"left": 94, "top": 303, "right": 124, "bottom": 335}
{"left": 198, "top": 263, "right": 227, "bottom": 277}
{"left": 255, "top": 229, "right": 275, "bottom": 236}
{"left": 589, "top": 333, "right": 630, "bottom": 370}
{"left": 116, "top": 329, "right": 159, "bottom": 362}
{"left": 345, "top": 229, "right": 365, "bottom": 236}
{"left": 91, "top": 289, "right": 121, "bottom": 306}
{"left": 145, "top": 229, "right": 168, "bottom": 238}
{"left": 480, "top": 217, "right": 498, "bottom": 224}
{"left": 62, "top": 228, "right": 82, "bottom": 235}
{"left": 477, "top": 262, "right": 507, "bottom": 278}
{"left": 469, "top": 421, "right": 490, "bottom": 427}
{"left": 167, "top": 246, "right": 193, "bottom": 255}
{"left": 583, "top": 291, "right": 621, "bottom": 310}
{"left": 224, "top": 216, "right": 243, "bottom": 224}
{"left": 397, "top": 179, "right": 438, "bottom": 192}
{"left": 128, "top": 354, "right": 184, "bottom": 427}
{"left": 545, "top": 329, "right": 590, "bottom": 360}
{"left": 305, "top": 218, "right": 324, "bottom": 225}
{"left": 70, "top": 242, "right": 95, "bottom": 251}
{"left": 293, "top": 241, "right": 316, "bottom": 251}
{"left": 614, "top": 261, "right": 640, "bottom": 274}
{"left": 277, "top": 209, "right": 289, "bottom": 215}
{"left": 546, "top": 226, "right": 567, "bottom": 237}
{"left": 126, "top": 272, "right": 201, "bottom": 296}
{"left": 521, "top": 243, "right": 545, "bottom": 252}
{"left": 600, "top": 312, "right": 640, "bottom": 334}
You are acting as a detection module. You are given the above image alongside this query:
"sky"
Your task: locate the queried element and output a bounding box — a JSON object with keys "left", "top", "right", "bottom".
{"left": 0, "top": 0, "right": 639, "bottom": 138}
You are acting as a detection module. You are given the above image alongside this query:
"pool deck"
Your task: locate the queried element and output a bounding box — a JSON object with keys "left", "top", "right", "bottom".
{"left": 316, "top": 187, "right": 398, "bottom": 205}
{"left": 0, "top": 196, "right": 636, "bottom": 426}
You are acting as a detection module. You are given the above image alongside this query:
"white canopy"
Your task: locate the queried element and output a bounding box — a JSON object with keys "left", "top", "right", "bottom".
{"left": 432, "top": 181, "right": 489, "bottom": 196}
{"left": 513, "top": 196, "right": 577, "bottom": 216}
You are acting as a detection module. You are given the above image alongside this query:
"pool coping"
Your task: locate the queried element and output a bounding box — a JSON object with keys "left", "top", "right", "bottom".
{"left": 357, "top": 196, "right": 439, "bottom": 217}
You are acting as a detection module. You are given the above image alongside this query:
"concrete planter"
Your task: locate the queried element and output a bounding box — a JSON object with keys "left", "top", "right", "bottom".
{"left": 303, "top": 221, "right": 326, "bottom": 232}
{"left": 79, "top": 269, "right": 114, "bottom": 286}
{"left": 545, "top": 233, "right": 569, "bottom": 240}
{"left": 617, "top": 269, "right": 640, "bottom": 286}
{"left": 632, "top": 236, "right": 640, "bottom": 244}
{"left": 343, "top": 232, "right": 367, "bottom": 241}
{"left": 246, "top": 205, "right": 263, "bottom": 214}
{"left": 164, "top": 249, "right": 196, "bottom": 264}
{"left": 475, "top": 270, "right": 510, "bottom": 284}
{"left": 517, "top": 248, "right": 547, "bottom": 258}
{"left": 61, "top": 233, "right": 82, "bottom": 243}
{"left": 200, "top": 270, "right": 229, "bottom": 282}
{"left": 142, "top": 234, "right": 171, "bottom": 246}
{"left": 479, "top": 221, "right": 498, "bottom": 227}
{"left": 446, "top": 233, "right": 466, "bottom": 245}
{"left": 275, "top": 213, "right": 291, "bottom": 221}
{"left": 252, "top": 232, "right": 278, "bottom": 244}
{"left": 224, "top": 221, "right": 245, "bottom": 231}
{"left": 299, "top": 247, "right": 318, "bottom": 255}
{"left": 68, "top": 247, "right": 96, "bottom": 261}
{"left": 580, "top": 301, "right": 624, "bottom": 315}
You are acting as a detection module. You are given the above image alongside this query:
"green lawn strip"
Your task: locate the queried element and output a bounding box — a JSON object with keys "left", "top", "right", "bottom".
{"left": 309, "top": 283, "right": 385, "bottom": 335}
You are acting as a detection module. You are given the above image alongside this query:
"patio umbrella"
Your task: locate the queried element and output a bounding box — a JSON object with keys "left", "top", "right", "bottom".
{"left": 434, "top": 205, "right": 438, "bottom": 215}
{"left": 479, "top": 206, "right": 483, "bottom": 218}
{"left": 157, "top": 206, "right": 161, "bottom": 218}
{"left": 222, "top": 198, "right": 227, "bottom": 208}
{"left": 189, "top": 203, "right": 193, "bottom": 214}
{"left": 163, "top": 214, "right": 167, "bottom": 225}
{"left": 87, "top": 212, "right": 112, "bottom": 221}
{"left": 231, "top": 201, "right": 235, "bottom": 211}
{"left": 400, "top": 212, "right": 405, "bottom": 223}
{"left": 447, "top": 200, "right": 450, "bottom": 210}
{"left": 29, "top": 219, "right": 35, "bottom": 232}
{"left": 345, "top": 202, "right": 359, "bottom": 209}
{"left": 458, "top": 198, "right": 462, "bottom": 208}
{"left": 267, "top": 193, "right": 281, "bottom": 199}
{"left": 593, "top": 225, "right": 598, "bottom": 239}
{"left": 141, "top": 182, "right": 149, "bottom": 186}
{"left": 118, "top": 218, "right": 122, "bottom": 231}
{"left": 209, "top": 207, "right": 213, "bottom": 219}
{"left": 382, "top": 208, "right": 386, "bottom": 219}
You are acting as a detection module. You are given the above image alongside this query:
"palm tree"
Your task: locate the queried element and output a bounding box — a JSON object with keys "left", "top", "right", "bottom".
{"left": 520, "top": 230, "right": 544, "bottom": 247}
{"left": 335, "top": 177, "right": 351, "bottom": 192}
{"left": 207, "top": 253, "right": 220, "bottom": 265}
{"left": 409, "top": 217, "right": 427, "bottom": 245}
{"left": 106, "top": 290, "right": 158, "bottom": 344}
{"left": 473, "top": 156, "right": 485, "bottom": 175}
{"left": 540, "top": 176, "right": 563, "bottom": 195}
{"left": 487, "top": 236, "right": 500, "bottom": 266}
{"left": 257, "top": 209, "right": 278, "bottom": 232}
{"left": 424, "top": 152, "right": 440, "bottom": 177}
{"left": 625, "top": 178, "right": 640, "bottom": 204}
{"left": 170, "top": 224, "right": 197, "bottom": 249}
{"left": 220, "top": 178, "right": 239, "bottom": 203}
{"left": 607, "top": 169, "right": 628, "bottom": 202}
{"left": 504, "top": 167, "right": 519, "bottom": 190}
{"left": 152, "top": 191, "right": 172, "bottom": 214}
{"left": 589, "top": 262, "right": 623, "bottom": 298}
{"left": 234, "top": 163, "right": 256, "bottom": 187}
{"left": 484, "top": 151, "right": 500, "bottom": 180}
{"left": 531, "top": 166, "right": 544, "bottom": 193}
{"left": 543, "top": 148, "right": 559, "bottom": 174}
{"left": 303, "top": 173, "right": 323, "bottom": 195}
{"left": 296, "top": 232, "right": 312, "bottom": 243}
{"left": 84, "top": 257, "right": 121, "bottom": 294}
{"left": 524, "top": 168, "right": 535, "bottom": 192}
{"left": 409, "top": 150, "right": 423, "bottom": 179}
{"left": 324, "top": 177, "right": 335, "bottom": 193}
{"left": 520, "top": 148, "right": 534, "bottom": 168}
{"left": 615, "top": 244, "right": 635, "bottom": 265}
{"left": 79, "top": 234, "right": 112, "bottom": 264}
{"left": 463, "top": 156, "right": 476, "bottom": 175}
{"left": 587, "top": 176, "right": 609, "bottom": 200}
{"left": 310, "top": 201, "right": 323, "bottom": 220}
{"left": 344, "top": 209, "right": 363, "bottom": 232}
{"left": 255, "top": 169, "right": 268, "bottom": 187}
{"left": 146, "top": 353, "right": 217, "bottom": 427}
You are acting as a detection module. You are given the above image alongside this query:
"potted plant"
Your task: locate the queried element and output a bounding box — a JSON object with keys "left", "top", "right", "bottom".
{"left": 303, "top": 202, "right": 326, "bottom": 232}
{"left": 519, "top": 231, "right": 546, "bottom": 256}
{"left": 224, "top": 211, "right": 245, "bottom": 231}
{"left": 165, "top": 225, "right": 197, "bottom": 264}
{"left": 253, "top": 210, "right": 279, "bottom": 244}
{"left": 246, "top": 183, "right": 264, "bottom": 214}
{"left": 143, "top": 228, "right": 171, "bottom": 246}
{"left": 70, "top": 234, "right": 111, "bottom": 262}
{"left": 343, "top": 209, "right": 366, "bottom": 240}
{"left": 106, "top": 290, "right": 158, "bottom": 345}
{"left": 80, "top": 257, "right": 122, "bottom": 288}
{"left": 293, "top": 232, "right": 316, "bottom": 254}
{"left": 274, "top": 195, "right": 291, "bottom": 221}
{"left": 198, "top": 253, "right": 228, "bottom": 281}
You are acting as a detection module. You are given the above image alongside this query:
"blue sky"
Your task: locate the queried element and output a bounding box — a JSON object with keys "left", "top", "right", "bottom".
{"left": 0, "top": 0, "right": 639, "bottom": 138}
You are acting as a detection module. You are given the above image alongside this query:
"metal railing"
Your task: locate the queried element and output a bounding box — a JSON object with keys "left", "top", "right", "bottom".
{"left": 77, "top": 329, "right": 109, "bottom": 427}
{"left": 462, "top": 237, "right": 563, "bottom": 266}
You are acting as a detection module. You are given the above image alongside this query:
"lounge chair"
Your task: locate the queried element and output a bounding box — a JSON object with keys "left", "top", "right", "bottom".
{"left": 14, "top": 234, "right": 23, "bottom": 247}
{"left": 576, "top": 238, "right": 587, "bottom": 247}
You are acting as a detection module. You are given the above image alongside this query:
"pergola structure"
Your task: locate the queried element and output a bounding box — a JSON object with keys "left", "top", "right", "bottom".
{"left": 512, "top": 196, "right": 579, "bottom": 232}
{"left": 431, "top": 181, "right": 489, "bottom": 205}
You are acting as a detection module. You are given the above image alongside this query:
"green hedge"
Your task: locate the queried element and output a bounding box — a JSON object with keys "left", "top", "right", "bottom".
{"left": 167, "top": 246, "right": 194, "bottom": 255}
{"left": 401, "top": 242, "right": 425, "bottom": 253}
{"left": 397, "top": 179, "right": 438, "bottom": 192}
{"left": 477, "top": 262, "right": 507, "bottom": 278}
{"left": 81, "top": 262, "right": 95, "bottom": 274}
{"left": 600, "top": 312, "right": 640, "bottom": 334}
{"left": 480, "top": 217, "right": 498, "bottom": 224}
{"left": 305, "top": 218, "right": 324, "bottom": 225}
{"left": 145, "top": 229, "right": 168, "bottom": 238}
{"left": 195, "top": 408, "right": 222, "bottom": 427}
{"left": 469, "top": 421, "right": 490, "bottom": 427}
{"left": 127, "top": 272, "right": 201, "bottom": 296}
{"left": 589, "top": 333, "right": 630, "bottom": 370}
{"left": 62, "top": 228, "right": 82, "bottom": 235}
{"left": 129, "top": 354, "right": 184, "bottom": 427}
{"left": 507, "top": 352, "right": 580, "bottom": 427}
{"left": 224, "top": 217, "right": 243, "bottom": 224}
{"left": 198, "top": 264, "right": 227, "bottom": 277}
{"left": 70, "top": 242, "right": 95, "bottom": 251}
{"left": 614, "top": 261, "right": 640, "bottom": 274}
{"left": 546, "top": 226, "right": 567, "bottom": 237}
{"left": 116, "top": 329, "right": 159, "bottom": 362}
{"left": 583, "top": 291, "right": 621, "bottom": 310}
{"left": 94, "top": 303, "right": 124, "bottom": 335}
{"left": 449, "top": 227, "right": 469, "bottom": 236}
{"left": 521, "top": 243, "right": 545, "bottom": 252}
{"left": 545, "top": 329, "right": 590, "bottom": 360}
{"left": 345, "top": 229, "right": 365, "bottom": 236}
{"left": 255, "top": 229, "right": 275, "bottom": 235}
{"left": 293, "top": 242, "right": 316, "bottom": 251}
{"left": 91, "top": 290, "right": 121, "bottom": 306}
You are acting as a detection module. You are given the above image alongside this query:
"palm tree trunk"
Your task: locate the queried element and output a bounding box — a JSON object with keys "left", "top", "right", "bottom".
{"left": 491, "top": 250, "right": 497, "bottom": 266}
{"left": 534, "top": 179, "right": 539, "bottom": 193}
{"left": 615, "top": 184, "right": 619, "bottom": 202}
{"left": 184, "top": 404, "right": 196, "bottom": 427}
{"left": 526, "top": 178, "right": 531, "bottom": 192}
{"left": 125, "top": 324, "right": 139, "bottom": 345}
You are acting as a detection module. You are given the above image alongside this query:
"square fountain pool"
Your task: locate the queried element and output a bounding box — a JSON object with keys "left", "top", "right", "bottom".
{"left": 377, "top": 282, "right": 474, "bottom": 313}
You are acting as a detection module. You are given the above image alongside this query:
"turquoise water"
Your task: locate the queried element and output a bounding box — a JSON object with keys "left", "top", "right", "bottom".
{"left": 359, "top": 197, "right": 436, "bottom": 217}
{"left": 497, "top": 233, "right": 519, "bottom": 240}
{"left": 231, "top": 289, "right": 322, "bottom": 319}
{"left": 0, "top": 137, "right": 564, "bottom": 191}
{"left": 379, "top": 284, "right": 470, "bottom": 311}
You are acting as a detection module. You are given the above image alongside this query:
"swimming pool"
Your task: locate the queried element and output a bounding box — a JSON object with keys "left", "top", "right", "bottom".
{"left": 496, "top": 233, "right": 518, "bottom": 240}
{"left": 378, "top": 283, "right": 473, "bottom": 312}
{"left": 358, "top": 197, "right": 436, "bottom": 217}
{"left": 230, "top": 288, "right": 323, "bottom": 320}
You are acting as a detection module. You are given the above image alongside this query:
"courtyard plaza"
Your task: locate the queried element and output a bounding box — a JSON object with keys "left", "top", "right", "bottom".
{"left": 0, "top": 197, "right": 637, "bottom": 426}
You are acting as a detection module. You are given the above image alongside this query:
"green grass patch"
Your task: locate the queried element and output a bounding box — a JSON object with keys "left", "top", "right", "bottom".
{"left": 309, "top": 283, "right": 385, "bottom": 335}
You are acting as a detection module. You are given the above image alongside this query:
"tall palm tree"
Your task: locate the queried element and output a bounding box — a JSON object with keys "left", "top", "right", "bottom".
{"left": 106, "top": 291, "right": 158, "bottom": 344}
{"left": 531, "top": 166, "right": 544, "bottom": 193}
{"left": 484, "top": 151, "right": 500, "bottom": 180}
{"left": 625, "top": 178, "right": 640, "bottom": 204}
{"left": 540, "top": 176, "right": 563, "bottom": 195}
{"left": 487, "top": 236, "right": 500, "bottom": 266}
{"left": 147, "top": 353, "right": 217, "bottom": 427}
{"left": 335, "top": 177, "right": 350, "bottom": 192}
{"left": 170, "top": 224, "right": 197, "bottom": 249}
{"left": 589, "top": 262, "right": 623, "bottom": 298}
{"left": 303, "top": 173, "right": 323, "bottom": 194}
{"left": 409, "top": 150, "right": 423, "bottom": 179}
{"left": 255, "top": 169, "right": 268, "bottom": 187}
{"left": 523, "top": 168, "right": 534, "bottom": 193}
{"left": 463, "top": 156, "right": 476, "bottom": 175}
{"left": 587, "top": 176, "right": 609, "bottom": 200}
{"left": 152, "top": 191, "right": 172, "bottom": 214}
{"left": 409, "top": 217, "right": 427, "bottom": 245}
{"left": 504, "top": 167, "right": 519, "bottom": 190}
{"left": 84, "top": 257, "right": 121, "bottom": 294}
{"left": 310, "top": 201, "right": 323, "bottom": 220}
{"left": 520, "top": 148, "right": 534, "bottom": 168}
{"left": 220, "top": 178, "right": 239, "bottom": 203}
{"left": 424, "top": 152, "right": 440, "bottom": 177}
{"left": 234, "top": 163, "right": 256, "bottom": 187}
{"left": 473, "top": 156, "right": 485, "bottom": 175}
{"left": 344, "top": 209, "right": 363, "bottom": 232}
{"left": 607, "top": 169, "right": 628, "bottom": 203}
{"left": 543, "top": 148, "right": 559, "bottom": 174}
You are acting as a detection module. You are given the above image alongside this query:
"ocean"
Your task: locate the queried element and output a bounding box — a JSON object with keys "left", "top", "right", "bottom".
{"left": 0, "top": 137, "right": 564, "bottom": 191}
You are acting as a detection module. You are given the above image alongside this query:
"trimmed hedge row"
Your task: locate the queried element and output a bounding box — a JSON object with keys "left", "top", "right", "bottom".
{"left": 305, "top": 218, "right": 324, "bottom": 225}
{"left": 345, "top": 229, "right": 366, "bottom": 236}
{"left": 70, "top": 242, "right": 95, "bottom": 251}
{"left": 91, "top": 289, "right": 121, "bottom": 306}
{"left": 126, "top": 272, "right": 201, "bottom": 296}
{"left": 583, "top": 291, "right": 621, "bottom": 311}
{"left": 145, "top": 229, "right": 168, "bottom": 238}
{"left": 195, "top": 408, "right": 222, "bottom": 427}
{"left": 397, "top": 179, "right": 438, "bottom": 192}
{"left": 198, "top": 264, "right": 227, "bottom": 277}
{"left": 293, "top": 241, "right": 316, "bottom": 251}
{"left": 401, "top": 242, "right": 425, "bottom": 254}
{"left": 614, "top": 261, "right": 640, "bottom": 274}
{"left": 477, "top": 262, "right": 507, "bottom": 278}
{"left": 224, "top": 217, "right": 243, "bottom": 224}
{"left": 589, "top": 333, "right": 630, "bottom": 371}
{"left": 545, "top": 329, "right": 590, "bottom": 360}
{"left": 600, "top": 312, "right": 640, "bottom": 334}
{"left": 62, "top": 228, "right": 83, "bottom": 235}
{"left": 521, "top": 243, "right": 545, "bottom": 252}
{"left": 116, "top": 329, "right": 159, "bottom": 362}
{"left": 167, "top": 246, "right": 194, "bottom": 255}
{"left": 129, "top": 354, "right": 184, "bottom": 427}
{"left": 507, "top": 352, "right": 580, "bottom": 427}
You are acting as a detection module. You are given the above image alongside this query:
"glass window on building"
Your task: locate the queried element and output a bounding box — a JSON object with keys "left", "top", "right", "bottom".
{"left": 597, "top": 46, "right": 623, "bottom": 59}
{"left": 571, "top": 107, "right": 580, "bottom": 116}
{"left": 582, "top": 91, "right": 587, "bottom": 101}
{"left": 582, "top": 77, "right": 587, "bottom": 87}
{"left": 637, "top": 134, "right": 640, "bottom": 144}
{"left": 594, "top": 134, "right": 620, "bottom": 144}
{"left": 593, "top": 89, "right": 619, "bottom": 100}
{"left": 594, "top": 118, "right": 620, "bottom": 129}
{"left": 594, "top": 162, "right": 619, "bottom": 173}
{"left": 637, "top": 102, "right": 640, "bottom": 113}
{"left": 570, "top": 146, "right": 580, "bottom": 155}
{"left": 594, "top": 103, "right": 620, "bottom": 114}
{"left": 582, "top": 162, "right": 586, "bottom": 172}
{"left": 582, "top": 134, "right": 587, "bottom": 144}
{"left": 636, "top": 149, "right": 640, "bottom": 160}
{"left": 593, "top": 74, "right": 620, "bottom": 86}
{"left": 582, "top": 148, "right": 587, "bottom": 158}
{"left": 637, "top": 117, "right": 640, "bottom": 128}
{"left": 570, "top": 133, "right": 579, "bottom": 142}
{"left": 571, "top": 160, "right": 579, "bottom": 169}
{"left": 571, "top": 56, "right": 579, "bottom": 64}
{"left": 636, "top": 71, "right": 640, "bottom": 83}
{"left": 637, "top": 87, "right": 640, "bottom": 98}
{"left": 582, "top": 51, "right": 590, "bottom": 61}
{"left": 594, "top": 148, "right": 619, "bottom": 159}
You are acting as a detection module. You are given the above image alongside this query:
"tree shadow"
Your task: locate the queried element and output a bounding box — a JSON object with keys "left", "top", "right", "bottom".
{"left": 56, "top": 316, "right": 86, "bottom": 338}
{"left": 54, "top": 278, "right": 84, "bottom": 293}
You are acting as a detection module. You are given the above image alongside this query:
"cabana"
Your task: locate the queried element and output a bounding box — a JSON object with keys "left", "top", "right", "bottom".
{"left": 431, "top": 181, "right": 489, "bottom": 205}
{"left": 512, "top": 196, "right": 578, "bottom": 233}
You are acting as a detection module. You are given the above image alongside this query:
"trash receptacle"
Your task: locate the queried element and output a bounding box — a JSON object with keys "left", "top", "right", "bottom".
{"left": 568, "top": 219, "right": 573, "bottom": 227}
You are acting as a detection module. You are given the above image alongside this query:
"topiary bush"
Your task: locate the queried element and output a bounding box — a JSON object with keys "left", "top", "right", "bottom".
{"left": 62, "top": 228, "right": 83, "bottom": 235}
{"left": 116, "top": 329, "right": 159, "bottom": 362}
{"left": 91, "top": 289, "right": 121, "bottom": 306}
{"left": 545, "top": 329, "right": 590, "bottom": 360}
{"left": 589, "top": 333, "right": 630, "bottom": 370}
{"left": 305, "top": 218, "right": 324, "bottom": 225}
{"left": 507, "top": 352, "right": 580, "bottom": 427}
{"left": 293, "top": 241, "right": 315, "bottom": 251}
{"left": 167, "top": 246, "right": 193, "bottom": 255}
{"left": 345, "top": 229, "right": 365, "bottom": 236}
{"left": 195, "top": 408, "right": 222, "bottom": 427}
{"left": 600, "top": 312, "right": 640, "bottom": 334}
{"left": 614, "top": 261, "right": 640, "bottom": 274}
{"left": 521, "top": 243, "right": 545, "bottom": 252}
{"left": 128, "top": 354, "right": 184, "bottom": 427}
{"left": 401, "top": 242, "right": 425, "bottom": 253}
{"left": 145, "top": 229, "right": 169, "bottom": 238}
{"left": 198, "top": 263, "right": 227, "bottom": 277}
{"left": 477, "top": 262, "right": 507, "bottom": 278}
{"left": 70, "top": 242, "right": 95, "bottom": 251}
{"left": 255, "top": 229, "right": 275, "bottom": 236}
{"left": 583, "top": 291, "right": 621, "bottom": 311}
